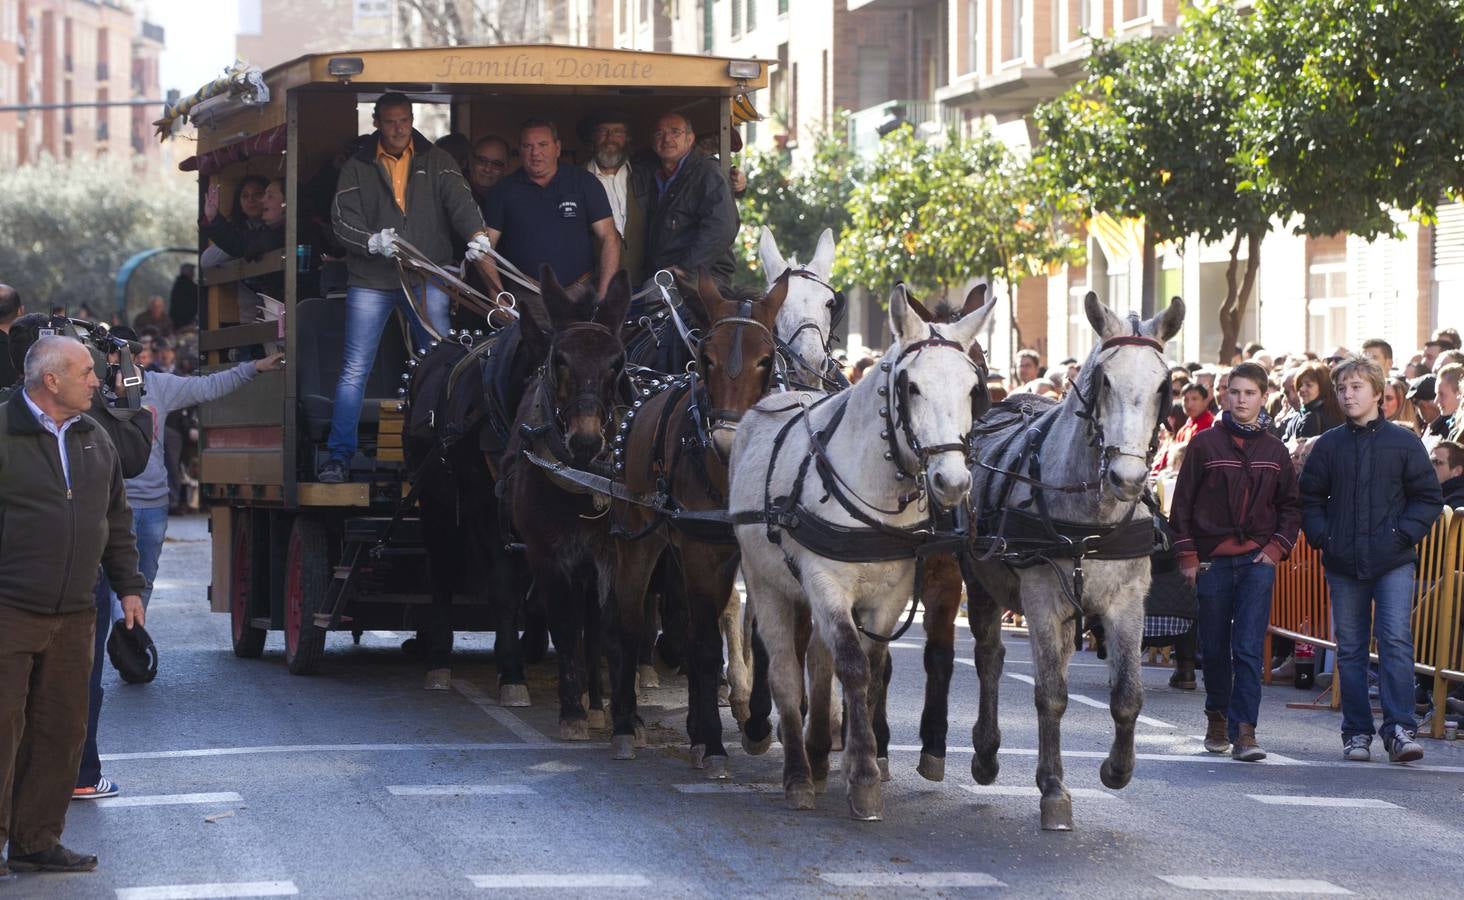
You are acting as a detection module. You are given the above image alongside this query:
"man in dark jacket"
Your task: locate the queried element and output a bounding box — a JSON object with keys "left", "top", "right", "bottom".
{"left": 1301, "top": 354, "right": 1442, "bottom": 764}
{"left": 0, "top": 284, "right": 23, "bottom": 388}
{"left": 0, "top": 336, "right": 145, "bottom": 875}
{"left": 167, "top": 265, "right": 197, "bottom": 329}
{"left": 323, "top": 93, "right": 493, "bottom": 484}
{"left": 1432, "top": 440, "right": 1464, "bottom": 507}
{"left": 1171, "top": 362, "right": 1301, "bottom": 762}
{"left": 634, "top": 112, "right": 739, "bottom": 288}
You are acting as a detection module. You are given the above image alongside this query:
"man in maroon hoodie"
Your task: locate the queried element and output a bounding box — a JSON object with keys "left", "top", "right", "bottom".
{"left": 1170, "top": 362, "right": 1301, "bottom": 762}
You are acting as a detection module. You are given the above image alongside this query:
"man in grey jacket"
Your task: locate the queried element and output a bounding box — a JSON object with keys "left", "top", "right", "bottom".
{"left": 72, "top": 349, "right": 284, "bottom": 802}
{"left": 324, "top": 92, "right": 493, "bottom": 483}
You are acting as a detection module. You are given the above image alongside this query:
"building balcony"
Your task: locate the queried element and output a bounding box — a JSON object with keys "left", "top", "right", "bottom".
{"left": 847, "top": 99, "right": 962, "bottom": 158}
{"left": 934, "top": 63, "right": 1071, "bottom": 120}
{"left": 846, "top": 0, "right": 940, "bottom": 10}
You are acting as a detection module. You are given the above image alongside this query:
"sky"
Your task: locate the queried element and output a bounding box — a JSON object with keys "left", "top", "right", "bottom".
{"left": 144, "top": 0, "right": 242, "bottom": 96}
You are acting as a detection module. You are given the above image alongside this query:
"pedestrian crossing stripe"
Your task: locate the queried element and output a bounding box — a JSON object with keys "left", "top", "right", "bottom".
{"left": 1159, "top": 876, "right": 1351, "bottom": 894}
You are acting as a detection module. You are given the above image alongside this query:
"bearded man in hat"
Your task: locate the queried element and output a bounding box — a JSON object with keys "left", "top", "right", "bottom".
{"left": 581, "top": 109, "right": 645, "bottom": 284}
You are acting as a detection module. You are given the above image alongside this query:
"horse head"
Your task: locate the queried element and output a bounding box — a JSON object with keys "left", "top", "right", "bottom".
{"left": 519, "top": 266, "right": 632, "bottom": 467}
{"left": 1074, "top": 292, "right": 1185, "bottom": 502}
{"left": 905, "top": 282, "right": 993, "bottom": 419}
{"left": 678, "top": 268, "right": 788, "bottom": 459}
{"left": 886, "top": 282, "right": 998, "bottom": 510}
{"left": 759, "top": 226, "right": 842, "bottom": 383}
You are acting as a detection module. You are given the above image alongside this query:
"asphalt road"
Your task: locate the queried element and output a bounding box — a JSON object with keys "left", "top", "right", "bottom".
{"left": 10, "top": 514, "right": 1464, "bottom": 899}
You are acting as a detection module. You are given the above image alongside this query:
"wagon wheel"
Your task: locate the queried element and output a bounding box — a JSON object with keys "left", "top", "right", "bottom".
{"left": 229, "top": 510, "right": 267, "bottom": 659}
{"left": 284, "top": 516, "right": 330, "bottom": 675}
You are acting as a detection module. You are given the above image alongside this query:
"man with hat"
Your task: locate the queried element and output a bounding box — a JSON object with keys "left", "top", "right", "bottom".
{"left": 581, "top": 109, "right": 645, "bottom": 284}
{"left": 0, "top": 336, "right": 146, "bottom": 874}
{"left": 1409, "top": 374, "right": 1441, "bottom": 432}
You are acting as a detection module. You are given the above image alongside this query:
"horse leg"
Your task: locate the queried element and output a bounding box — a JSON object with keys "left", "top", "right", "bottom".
{"left": 1099, "top": 600, "right": 1144, "bottom": 790}
{"left": 917, "top": 555, "right": 961, "bottom": 782}
{"left": 755, "top": 581, "right": 814, "bottom": 810}
{"left": 741, "top": 613, "right": 774, "bottom": 755}
{"left": 684, "top": 549, "right": 732, "bottom": 778}
{"left": 481, "top": 488, "right": 529, "bottom": 705}
{"left": 822, "top": 610, "right": 882, "bottom": 821}
{"left": 580, "top": 564, "right": 606, "bottom": 730}
{"left": 722, "top": 586, "right": 752, "bottom": 723}
{"left": 1028, "top": 595, "right": 1078, "bottom": 831}
{"left": 637, "top": 561, "right": 661, "bottom": 690}
{"left": 607, "top": 539, "right": 659, "bottom": 760}
{"left": 804, "top": 637, "right": 835, "bottom": 793}
{"left": 965, "top": 570, "right": 1007, "bottom": 786}
{"left": 871, "top": 645, "right": 892, "bottom": 783}
{"left": 534, "top": 560, "right": 588, "bottom": 740}
{"left": 418, "top": 502, "right": 457, "bottom": 684}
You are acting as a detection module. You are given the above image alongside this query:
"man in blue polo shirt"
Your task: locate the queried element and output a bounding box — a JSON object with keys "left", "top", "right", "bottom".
{"left": 478, "top": 118, "right": 619, "bottom": 297}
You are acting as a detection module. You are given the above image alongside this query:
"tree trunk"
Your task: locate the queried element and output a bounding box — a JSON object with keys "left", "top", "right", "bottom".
{"left": 1140, "top": 221, "right": 1157, "bottom": 318}
{"left": 1216, "top": 230, "right": 1263, "bottom": 364}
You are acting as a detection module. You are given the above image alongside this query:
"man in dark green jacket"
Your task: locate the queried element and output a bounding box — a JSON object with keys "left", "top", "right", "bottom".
{"left": 0, "top": 336, "right": 145, "bottom": 875}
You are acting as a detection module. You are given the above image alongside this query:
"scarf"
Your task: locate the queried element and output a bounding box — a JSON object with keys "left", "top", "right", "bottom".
{"left": 1222, "top": 409, "right": 1270, "bottom": 437}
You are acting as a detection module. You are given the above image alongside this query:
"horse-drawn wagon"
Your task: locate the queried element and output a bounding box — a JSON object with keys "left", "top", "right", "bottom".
{"left": 187, "top": 44, "right": 766, "bottom": 675}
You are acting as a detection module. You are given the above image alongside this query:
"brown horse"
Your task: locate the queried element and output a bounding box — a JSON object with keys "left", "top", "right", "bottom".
{"left": 499, "top": 268, "right": 633, "bottom": 740}
{"left": 600, "top": 270, "right": 789, "bottom": 771}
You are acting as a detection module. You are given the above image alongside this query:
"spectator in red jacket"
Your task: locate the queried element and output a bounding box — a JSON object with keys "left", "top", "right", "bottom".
{"left": 1170, "top": 362, "right": 1301, "bottom": 763}
{"left": 1153, "top": 382, "right": 1216, "bottom": 474}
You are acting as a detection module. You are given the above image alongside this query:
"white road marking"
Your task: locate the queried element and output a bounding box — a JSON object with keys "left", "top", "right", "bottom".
{"left": 101, "top": 742, "right": 602, "bottom": 762}
{"left": 467, "top": 874, "right": 650, "bottom": 889}
{"left": 961, "top": 784, "right": 1115, "bottom": 800}
{"left": 115, "top": 882, "right": 299, "bottom": 900}
{"left": 673, "top": 783, "right": 777, "bottom": 794}
{"left": 96, "top": 792, "right": 243, "bottom": 809}
{"left": 452, "top": 679, "right": 550, "bottom": 743}
{"left": 373, "top": 630, "right": 401, "bottom": 639}
{"left": 819, "top": 872, "right": 1006, "bottom": 888}
{"left": 1245, "top": 794, "right": 1400, "bottom": 809}
{"left": 1001, "top": 670, "right": 1177, "bottom": 729}
{"left": 386, "top": 784, "right": 536, "bottom": 796}
{"left": 1158, "top": 876, "right": 1350, "bottom": 894}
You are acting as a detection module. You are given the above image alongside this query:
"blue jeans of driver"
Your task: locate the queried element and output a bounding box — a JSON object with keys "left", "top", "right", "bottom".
{"left": 1196, "top": 554, "right": 1276, "bottom": 742}
{"left": 1327, "top": 564, "right": 1417, "bottom": 739}
{"left": 326, "top": 283, "right": 450, "bottom": 462}
{"left": 77, "top": 505, "right": 168, "bottom": 787}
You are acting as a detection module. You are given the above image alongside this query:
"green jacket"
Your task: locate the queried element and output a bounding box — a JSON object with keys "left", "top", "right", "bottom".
{"left": 332, "top": 129, "right": 487, "bottom": 291}
{"left": 0, "top": 396, "right": 145, "bottom": 615}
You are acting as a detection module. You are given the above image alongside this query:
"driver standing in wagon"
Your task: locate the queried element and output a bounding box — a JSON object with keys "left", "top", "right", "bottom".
{"left": 324, "top": 92, "right": 495, "bottom": 484}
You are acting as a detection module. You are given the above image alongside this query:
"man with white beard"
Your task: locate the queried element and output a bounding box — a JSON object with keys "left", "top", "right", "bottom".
{"left": 581, "top": 110, "right": 644, "bottom": 283}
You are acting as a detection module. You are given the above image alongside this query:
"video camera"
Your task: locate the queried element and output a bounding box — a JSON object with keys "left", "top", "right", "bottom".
{"left": 25, "top": 315, "right": 147, "bottom": 408}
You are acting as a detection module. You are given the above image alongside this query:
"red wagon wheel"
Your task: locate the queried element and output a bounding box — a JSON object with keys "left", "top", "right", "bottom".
{"left": 229, "top": 511, "right": 267, "bottom": 658}
{"left": 283, "top": 515, "right": 330, "bottom": 675}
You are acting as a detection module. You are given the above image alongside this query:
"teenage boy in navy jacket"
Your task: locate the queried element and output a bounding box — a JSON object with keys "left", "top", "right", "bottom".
{"left": 1171, "top": 362, "right": 1300, "bottom": 762}
{"left": 1301, "top": 355, "right": 1442, "bottom": 764}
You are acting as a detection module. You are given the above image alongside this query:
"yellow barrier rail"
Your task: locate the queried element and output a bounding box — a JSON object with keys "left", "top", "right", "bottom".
{"left": 1265, "top": 507, "right": 1464, "bottom": 738}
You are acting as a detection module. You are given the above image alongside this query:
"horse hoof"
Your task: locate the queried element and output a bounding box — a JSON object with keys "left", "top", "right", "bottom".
{"left": 637, "top": 664, "right": 660, "bottom": 691}
{"left": 812, "top": 777, "right": 828, "bottom": 795}
{"left": 917, "top": 752, "right": 945, "bottom": 782}
{"left": 810, "top": 757, "right": 830, "bottom": 785}
{"left": 690, "top": 744, "right": 707, "bottom": 769}
{"left": 786, "top": 783, "right": 816, "bottom": 811}
{"left": 705, "top": 756, "right": 730, "bottom": 780}
{"left": 730, "top": 699, "right": 751, "bottom": 726}
{"left": 718, "top": 682, "right": 731, "bottom": 706}
{"left": 971, "top": 754, "right": 1000, "bottom": 786}
{"left": 611, "top": 735, "right": 636, "bottom": 760}
{"left": 634, "top": 725, "right": 647, "bottom": 748}
{"left": 1040, "top": 793, "right": 1074, "bottom": 831}
{"left": 499, "top": 683, "right": 530, "bottom": 708}
{"left": 742, "top": 729, "right": 772, "bottom": 756}
{"left": 830, "top": 733, "right": 844, "bottom": 752}
{"left": 1099, "top": 759, "right": 1133, "bottom": 790}
{"left": 587, "top": 709, "right": 607, "bottom": 730}
{"left": 558, "top": 719, "right": 590, "bottom": 742}
{"left": 847, "top": 782, "right": 884, "bottom": 821}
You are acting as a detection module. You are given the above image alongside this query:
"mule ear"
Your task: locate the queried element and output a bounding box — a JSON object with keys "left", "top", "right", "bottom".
{"left": 538, "top": 265, "right": 572, "bottom": 330}
{"left": 904, "top": 285, "right": 935, "bottom": 323}
{"left": 593, "top": 270, "right": 633, "bottom": 335}
{"left": 944, "top": 287, "right": 999, "bottom": 350}
{"left": 960, "top": 282, "right": 988, "bottom": 317}
{"left": 761, "top": 267, "right": 791, "bottom": 322}
{"left": 1150, "top": 296, "right": 1185, "bottom": 343}
{"left": 810, "top": 227, "right": 835, "bottom": 277}
{"left": 758, "top": 226, "right": 786, "bottom": 286}
{"left": 516, "top": 295, "right": 552, "bottom": 364}
{"left": 1083, "top": 291, "right": 1124, "bottom": 339}
{"left": 888, "top": 283, "right": 925, "bottom": 344}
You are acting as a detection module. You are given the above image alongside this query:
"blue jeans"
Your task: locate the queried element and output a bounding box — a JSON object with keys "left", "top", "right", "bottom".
{"left": 78, "top": 505, "right": 167, "bottom": 787}
{"left": 1196, "top": 554, "right": 1276, "bottom": 741}
{"left": 1327, "top": 564, "right": 1417, "bottom": 739}
{"left": 326, "top": 283, "right": 449, "bottom": 462}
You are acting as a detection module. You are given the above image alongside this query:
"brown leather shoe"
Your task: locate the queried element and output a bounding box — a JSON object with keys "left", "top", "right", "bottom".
{"left": 7, "top": 844, "right": 98, "bottom": 872}
{"left": 1232, "top": 723, "right": 1267, "bottom": 762}
{"left": 1204, "top": 708, "right": 1230, "bottom": 754}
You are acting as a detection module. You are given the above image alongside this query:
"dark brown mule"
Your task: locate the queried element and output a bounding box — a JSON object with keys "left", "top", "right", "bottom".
{"left": 500, "top": 268, "right": 633, "bottom": 740}
{"left": 601, "top": 270, "right": 789, "bottom": 771}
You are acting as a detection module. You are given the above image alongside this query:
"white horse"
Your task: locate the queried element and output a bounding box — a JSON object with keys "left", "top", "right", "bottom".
{"left": 719, "top": 226, "right": 847, "bottom": 727}
{"left": 961, "top": 292, "right": 1183, "bottom": 831}
{"left": 729, "top": 284, "right": 995, "bottom": 820}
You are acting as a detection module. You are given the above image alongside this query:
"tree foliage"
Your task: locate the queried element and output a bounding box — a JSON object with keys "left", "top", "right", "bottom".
{"left": 837, "top": 125, "right": 1083, "bottom": 301}
{"left": 0, "top": 157, "right": 195, "bottom": 317}
{"left": 1240, "top": 0, "right": 1464, "bottom": 239}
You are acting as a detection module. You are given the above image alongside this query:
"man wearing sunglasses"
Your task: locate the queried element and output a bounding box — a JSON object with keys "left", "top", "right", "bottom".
{"left": 468, "top": 135, "right": 511, "bottom": 213}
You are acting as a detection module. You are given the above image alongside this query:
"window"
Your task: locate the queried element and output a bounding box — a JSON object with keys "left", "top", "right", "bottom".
{"left": 703, "top": 0, "right": 713, "bottom": 52}
{"left": 778, "top": 0, "right": 788, "bottom": 13}
{"left": 1008, "top": 0, "right": 1024, "bottom": 61}
{"left": 732, "top": 0, "right": 741, "bottom": 36}
{"left": 966, "top": 0, "right": 979, "bottom": 74}
{"left": 747, "top": 0, "right": 756, "bottom": 32}
{"left": 1307, "top": 254, "right": 1349, "bottom": 352}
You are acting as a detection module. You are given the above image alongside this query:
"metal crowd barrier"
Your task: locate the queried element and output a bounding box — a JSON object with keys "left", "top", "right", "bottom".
{"left": 1264, "top": 506, "right": 1464, "bottom": 738}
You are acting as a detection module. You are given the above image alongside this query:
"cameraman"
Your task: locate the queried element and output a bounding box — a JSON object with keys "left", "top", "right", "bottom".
{"left": 73, "top": 332, "right": 283, "bottom": 801}
{"left": 0, "top": 336, "right": 145, "bottom": 874}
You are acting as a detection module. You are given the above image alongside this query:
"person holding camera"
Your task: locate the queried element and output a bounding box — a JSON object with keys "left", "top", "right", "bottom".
{"left": 0, "top": 336, "right": 146, "bottom": 875}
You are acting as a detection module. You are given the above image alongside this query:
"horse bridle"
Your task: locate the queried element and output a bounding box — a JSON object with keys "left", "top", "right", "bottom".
{"left": 773, "top": 267, "right": 849, "bottom": 391}
{"left": 533, "top": 320, "right": 623, "bottom": 461}
{"left": 693, "top": 297, "right": 777, "bottom": 454}
{"left": 1069, "top": 317, "right": 1170, "bottom": 489}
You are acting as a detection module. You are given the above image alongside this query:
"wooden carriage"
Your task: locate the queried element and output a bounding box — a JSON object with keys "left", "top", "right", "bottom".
{"left": 192, "top": 44, "right": 766, "bottom": 674}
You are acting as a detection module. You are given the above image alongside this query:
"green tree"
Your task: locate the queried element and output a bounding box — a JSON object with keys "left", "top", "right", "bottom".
{"left": 735, "top": 116, "right": 858, "bottom": 287}
{"left": 1241, "top": 0, "right": 1464, "bottom": 241}
{"left": 1036, "top": 5, "right": 1271, "bottom": 362}
{"left": 0, "top": 157, "right": 195, "bottom": 319}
